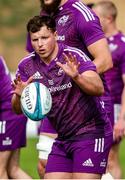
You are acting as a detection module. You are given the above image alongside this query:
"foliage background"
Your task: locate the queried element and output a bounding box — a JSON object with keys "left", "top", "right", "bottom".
{"left": 0, "top": 0, "right": 40, "bottom": 71}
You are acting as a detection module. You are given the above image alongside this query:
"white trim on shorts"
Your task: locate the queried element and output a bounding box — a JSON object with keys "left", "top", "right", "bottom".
{"left": 36, "top": 134, "right": 55, "bottom": 160}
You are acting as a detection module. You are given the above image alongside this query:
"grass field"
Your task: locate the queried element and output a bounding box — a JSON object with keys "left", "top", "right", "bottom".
{"left": 20, "top": 138, "right": 125, "bottom": 179}
{"left": 20, "top": 138, "right": 39, "bottom": 179}
{"left": 119, "top": 139, "right": 125, "bottom": 178}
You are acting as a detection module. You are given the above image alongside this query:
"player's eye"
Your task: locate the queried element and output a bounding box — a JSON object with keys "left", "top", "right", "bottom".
{"left": 32, "top": 38, "right": 38, "bottom": 42}
{"left": 42, "top": 37, "right": 48, "bottom": 40}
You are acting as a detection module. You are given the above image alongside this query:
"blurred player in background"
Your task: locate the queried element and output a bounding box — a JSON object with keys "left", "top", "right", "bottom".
{"left": 0, "top": 56, "right": 32, "bottom": 179}
{"left": 26, "top": 0, "right": 113, "bottom": 178}
{"left": 93, "top": 1, "right": 125, "bottom": 178}
{"left": 12, "top": 15, "right": 113, "bottom": 179}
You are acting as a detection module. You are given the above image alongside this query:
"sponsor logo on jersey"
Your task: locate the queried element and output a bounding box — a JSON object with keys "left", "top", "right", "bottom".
{"left": 100, "top": 101, "right": 105, "bottom": 109}
{"left": 109, "top": 43, "right": 118, "bottom": 52}
{"left": 48, "top": 79, "right": 54, "bottom": 86}
{"left": 57, "top": 35, "right": 65, "bottom": 41}
{"left": 109, "top": 36, "right": 114, "bottom": 41}
{"left": 33, "top": 71, "right": 43, "bottom": 79}
{"left": 58, "top": 68, "right": 64, "bottom": 76}
{"left": 58, "top": 15, "right": 69, "bottom": 26}
{"left": 49, "top": 82, "right": 72, "bottom": 93}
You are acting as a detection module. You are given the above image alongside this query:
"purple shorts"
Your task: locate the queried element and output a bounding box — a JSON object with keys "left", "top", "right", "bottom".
{"left": 46, "top": 135, "right": 113, "bottom": 174}
{"left": 0, "top": 115, "right": 27, "bottom": 151}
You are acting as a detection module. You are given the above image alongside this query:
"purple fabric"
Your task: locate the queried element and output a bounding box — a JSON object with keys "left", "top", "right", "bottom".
{"left": 26, "top": 0, "right": 112, "bottom": 134}
{"left": 0, "top": 56, "right": 27, "bottom": 150}
{"left": 16, "top": 43, "right": 112, "bottom": 139}
{"left": 46, "top": 135, "right": 113, "bottom": 174}
{"left": 105, "top": 32, "right": 125, "bottom": 104}
{"left": 0, "top": 118, "right": 27, "bottom": 150}
{"left": 39, "top": 117, "right": 57, "bottom": 134}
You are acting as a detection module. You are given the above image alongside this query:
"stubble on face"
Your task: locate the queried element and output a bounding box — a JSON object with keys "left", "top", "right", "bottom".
{"left": 40, "top": 0, "right": 61, "bottom": 14}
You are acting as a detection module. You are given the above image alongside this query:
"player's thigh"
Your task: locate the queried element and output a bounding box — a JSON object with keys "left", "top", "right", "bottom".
{"left": 45, "top": 172, "right": 72, "bottom": 179}
{"left": 8, "top": 148, "right": 20, "bottom": 167}
{"left": 38, "top": 158, "right": 47, "bottom": 169}
{"left": 0, "top": 150, "right": 11, "bottom": 168}
{"left": 45, "top": 140, "right": 72, "bottom": 174}
{"left": 72, "top": 135, "right": 112, "bottom": 175}
{"left": 73, "top": 172, "right": 101, "bottom": 179}
{"left": 108, "top": 143, "right": 120, "bottom": 164}
{"left": 37, "top": 158, "right": 47, "bottom": 178}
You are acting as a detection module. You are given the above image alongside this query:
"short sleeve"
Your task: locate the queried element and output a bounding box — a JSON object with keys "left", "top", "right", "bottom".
{"left": 16, "top": 62, "right": 28, "bottom": 82}
{"left": 75, "top": 8, "right": 105, "bottom": 47}
{"left": 119, "top": 52, "right": 125, "bottom": 75}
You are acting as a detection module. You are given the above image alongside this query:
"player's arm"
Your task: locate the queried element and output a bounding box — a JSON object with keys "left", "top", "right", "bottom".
{"left": 56, "top": 53, "right": 104, "bottom": 96}
{"left": 73, "top": 70, "right": 104, "bottom": 96}
{"left": 11, "top": 94, "right": 22, "bottom": 114}
{"left": 74, "top": 70, "right": 104, "bottom": 96}
{"left": 11, "top": 74, "right": 33, "bottom": 114}
{"left": 75, "top": 8, "right": 113, "bottom": 74}
{"left": 114, "top": 74, "right": 125, "bottom": 140}
{"left": 87, "top": 38, "right": 113, "bottom": 74}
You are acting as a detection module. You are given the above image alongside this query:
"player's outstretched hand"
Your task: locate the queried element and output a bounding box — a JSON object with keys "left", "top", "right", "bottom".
{"left": 56, "top": 52, "right": 80, "bottom": 79}
{"left": 113, "top": 119, "right": 125, "bottom": 141}
{"left": 11, "top": 74, "right": 33, "bottom": 96}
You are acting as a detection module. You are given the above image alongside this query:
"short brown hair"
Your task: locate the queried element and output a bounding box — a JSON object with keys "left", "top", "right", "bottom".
{"left": 27, "top": 15, "right": 56, "bottom": 33}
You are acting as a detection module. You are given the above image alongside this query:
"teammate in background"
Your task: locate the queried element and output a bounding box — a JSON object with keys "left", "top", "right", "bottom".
{"left": 0, "top": 56, "right": 32, "bottom": 179}
{"left": 12, "top": 15, "right": 113, "bottom": 179}
{"left": 93, "top": 1, "right": 125, "bottom": 178}
{"left": 26, "top": 0, "right": 113, "bottom": 177}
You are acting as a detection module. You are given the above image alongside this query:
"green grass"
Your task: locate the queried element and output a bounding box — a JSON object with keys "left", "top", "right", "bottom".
{"left": 119, "top": 139, "right": 125, "bottom": 178}
{"left": 20, "top": 138, "right": 39, "bottom": 179}
{"left": 20, "top": 138, "right": 125, "bottom": 179}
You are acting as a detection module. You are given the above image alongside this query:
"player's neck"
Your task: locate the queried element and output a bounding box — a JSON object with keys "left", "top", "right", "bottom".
{"left": 105, "top": 24, "right": 118, "bottom": 38}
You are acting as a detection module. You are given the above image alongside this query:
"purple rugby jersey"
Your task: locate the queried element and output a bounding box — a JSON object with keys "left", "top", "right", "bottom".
{"left": 0, "top": 56, "right": 27, "bottom": 122}
{"left": 54, "top": 0, "right": 104, "bottom": 56}
{"left": 17, "top": 43, "right": 112, "bottom": 140}
{"left": 105, "top": 32, "right": 125, "bottom": 104}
